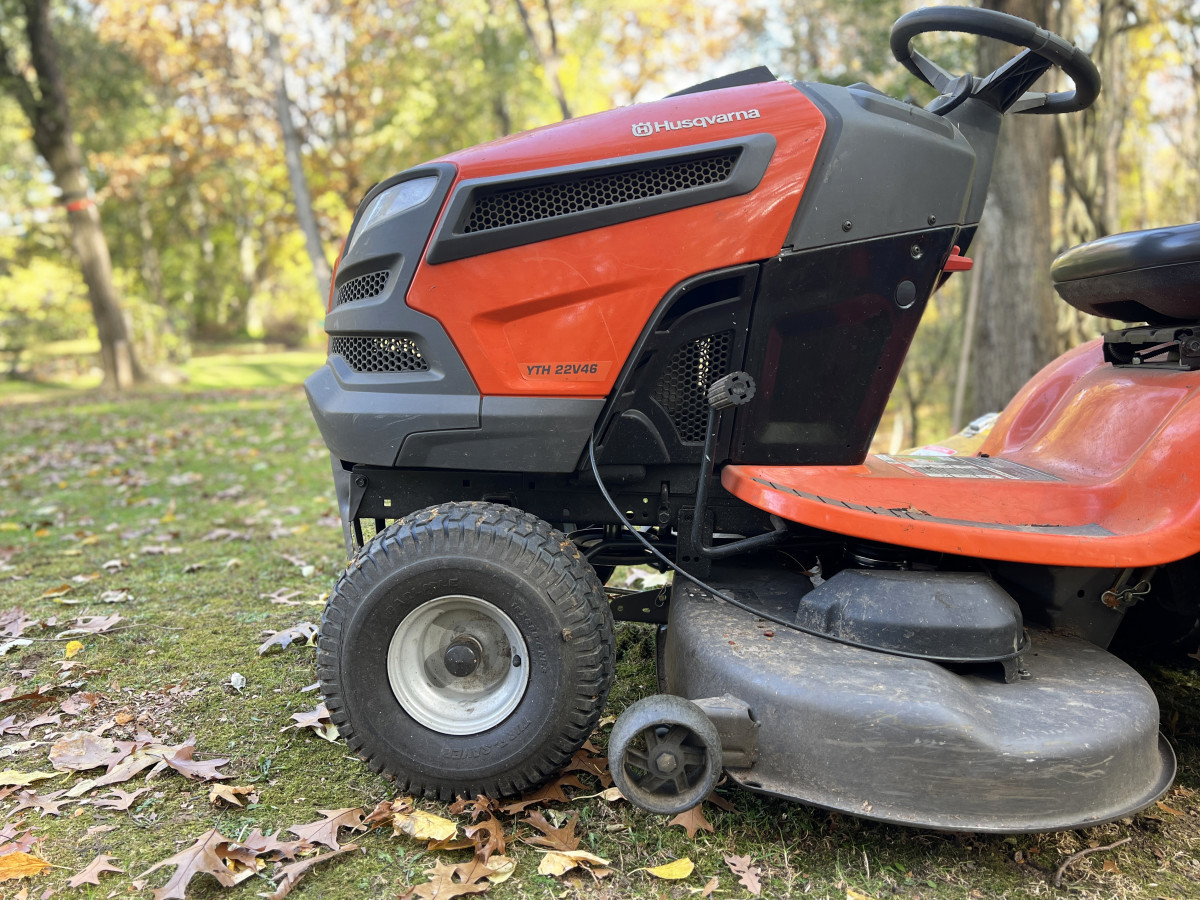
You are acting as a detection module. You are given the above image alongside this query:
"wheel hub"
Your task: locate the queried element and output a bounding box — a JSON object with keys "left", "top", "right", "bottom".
{"left": 387, "top": 595, "right": 530, "bottom": 736}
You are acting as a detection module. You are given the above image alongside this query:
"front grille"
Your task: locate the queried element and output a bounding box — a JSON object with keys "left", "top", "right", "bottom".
{"left": 332, "top": 270, "right": 389, "bottom": 307}
{"left": 330, "top": 336, "right": 429, "bottom": 373}
{"left": 653, "top": 331, "right": 733, "bottom": 443}
{"left": 462, "top": 150, "right": 741, "bottom": 234}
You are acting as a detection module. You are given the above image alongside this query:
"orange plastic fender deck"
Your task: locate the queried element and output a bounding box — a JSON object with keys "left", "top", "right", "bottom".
{"left": 723, "top": 340, "right": 1200, "bottom": 567}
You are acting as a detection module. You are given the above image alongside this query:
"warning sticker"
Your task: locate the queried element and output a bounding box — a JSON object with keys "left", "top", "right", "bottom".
{"left": 876, "top": 455, "right": 1061, "bottom": 482}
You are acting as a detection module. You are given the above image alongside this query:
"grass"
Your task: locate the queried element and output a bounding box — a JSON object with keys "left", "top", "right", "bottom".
{"left": 1, "top": 352, "right": 1199, "bottom": 899}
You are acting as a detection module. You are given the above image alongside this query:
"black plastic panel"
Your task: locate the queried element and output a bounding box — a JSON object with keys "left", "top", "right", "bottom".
{"left": 731, "top": 228, "right": 960, "bottom": 466}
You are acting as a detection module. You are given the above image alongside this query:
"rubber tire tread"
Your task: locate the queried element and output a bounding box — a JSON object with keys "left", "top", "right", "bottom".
{"left": 318, "top": 501, "right": 614, "bottom": 800}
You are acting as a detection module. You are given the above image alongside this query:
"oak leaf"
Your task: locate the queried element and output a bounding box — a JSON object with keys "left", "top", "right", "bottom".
{"left": 394, "top": 808, "right": 457, "bottom": 842}
{"left": 464, "top": 816, "right": 506, "bottom": 862}
{"left": 49, "top": 732, "right": 123, "bottom": 772}
{"left": 498, "top": 774, "right": 587, "bottom": 815}
{"left": 241, "top": 828, "right": 312, "bottom": 861}
{"left": 10, "top": 789, "right": 67, "bottom": 816}
{"left": 536, "top": 848, "right": 610, "bottom": 878}
{"left": 281, "top": 703, "right": 338, "bottom": 742}
{"left": 522, "top": 811, "right": 579, "bottom": 851}
{"left": 261, "top": 846, "right": 357, "bottom": 900}
{"left": 56, "top": 613, "right": 122, "bottom": 637}
{"left": 287, "top": 808, "right": 365, "bottom": 851}
{"left": 404, "top": 858, "right": 493, "bottom": 899}
{"left": 0, "top": 851, "right": 51, "bottom": 882}
{"left": 563, "top": 748, "right": 612, "bottom": 786}
{"left": 208, "top": 784, "right": 258, "bottom": 807}
{"left": 257, "top": 622, "right": 318, "bottom": 655}
{"left": 669, "top": 804, "right": 714, "bottom": 839}
{"left": 153, "top": 739, "right": 231, "bottom": 781}
{"left": 66, "top": 853, "right": 123, "bottom": 887}
{"left": 724, "top": 854, "right": 761, "bottom": 896}
{"left": 139, "top": 828, "right": 254, "bottom": 900}
{"left": 95, "top": 787, "right": 150, "bottom": 810}
{"left": 448, "top": 794, "right": 498, "bottom": 822}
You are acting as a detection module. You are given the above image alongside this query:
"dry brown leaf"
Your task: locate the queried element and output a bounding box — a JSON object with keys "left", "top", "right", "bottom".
{"left": 537, "top": 848, "right": 610, "bottom": 878}
{"left": 0, "top": 851, "right": 51, "bottom": 882}
{"left": 669, "top": 805, "right": 714, "bottom": 839}
{"left": 154, "top": 739, "right": 231, "bottom": 781}
{"left": 208, "top": 784, "right": 258, "bottom": 807}
{"left": 563, "top": 748, "right": 612, "bottom": 786}
{"left": 697, "top": 874, "right": 720, "bottom": 896}
{"left": 705, "top": 790, "right": 737, "bottom": 812}
{"left": 394, "top": 808, "right": 457, "bottom": 842}
{"left": 95, "top": 787, "right": 149, "bottom": 810}
{"left": 522, "top": 811, "right": 580, "bottom": 851}
{"left": 66, "top": 854, "right": 123, "bottom": 888}
{"left": 464, "top": 816, "right": 506, "bottom": 862}
{"left": 48, "top": 732, "right": 123, "bottom": 772}
{"left": 448, "top": 794, "right": 498, "bottom": 822}
{"left": 281, "top": 703, "right": 338, "bottom": 742}
{"left": 363, "top": 798, "right": 400, "bottom": 827}
{"left": 404, "top": 858, "right": 492, "bottom": 899}
{"left": 257, "top": 623, "right": 318, "bottom": 655}
{"left": 498, "top": 774, "right": 587, "bottom": 815}
{"left": 10, "top": 790, "right": 67, "bottom": 817}
{"left": 261, "top": 845, "right": 356, "bottom": 900}
{"left": 724, "top": 854, "right": 761, "bottom": 896}
{"left": 241, "top": 829, "right": 312, "bottom": 861}
{"left": 56, "top": 614, "right": 122, "bottom": 637}
{"left": 288, "top": 808, "right": 365, "bottom": 851}
{"left": 139, "top": 828, "right": 252, "bottom": 900}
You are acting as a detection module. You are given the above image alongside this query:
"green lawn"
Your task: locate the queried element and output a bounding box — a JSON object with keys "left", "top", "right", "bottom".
{"left": 1, "top": 350, "right": 1199, "bottom": 899}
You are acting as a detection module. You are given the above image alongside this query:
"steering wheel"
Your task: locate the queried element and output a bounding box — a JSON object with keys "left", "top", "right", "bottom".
{"left": 890, "top": 6, "right": 1100, "bottom": 116}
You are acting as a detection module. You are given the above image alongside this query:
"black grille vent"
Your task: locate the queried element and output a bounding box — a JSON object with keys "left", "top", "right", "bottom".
{"left": 333, "top": 270, "right": 390, "bottom": 307}
{"left": 463, "top": 150, "right": 740, "bottom": 234}
{"left": 330, "top": 336, "right": 429, "bottom": 373}
{"left": 653, "top": 331, "right": 733, "bottom": 443}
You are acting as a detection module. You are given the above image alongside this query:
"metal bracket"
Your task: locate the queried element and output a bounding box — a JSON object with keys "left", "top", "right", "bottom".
{"left": 607, "top": 588, "right": 670, "bottom": 624}
{"left": 1101, "top": 567, "right": 1156, "bottom": 610}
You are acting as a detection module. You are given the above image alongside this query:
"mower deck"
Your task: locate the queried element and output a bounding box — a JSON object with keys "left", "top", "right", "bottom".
{"left": 659, "top": 564, "right": 1175, "bottom": 832}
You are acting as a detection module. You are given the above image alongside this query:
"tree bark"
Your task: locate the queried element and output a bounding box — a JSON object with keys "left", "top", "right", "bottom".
{"left": 968, "top": 0, "right": 1058, "bottom": 416}
{"left": 513, "top": 0, "right": 572, "bottom": 120}
{"left": 0, "top": 0, "right": 144, "bottom": 389}
{"left": 262, "top": 2, "right": 332, "bottom": 307}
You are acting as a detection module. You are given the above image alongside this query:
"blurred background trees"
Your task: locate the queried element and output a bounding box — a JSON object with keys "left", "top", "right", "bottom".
{"left": 0, "top": 0, "right": 1197, "bottom": 441}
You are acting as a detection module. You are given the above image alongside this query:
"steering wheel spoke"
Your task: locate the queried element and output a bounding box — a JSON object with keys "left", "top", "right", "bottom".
{"left": 910, "top": 49, "right": 958, "bottom": 95}
{"left": 973, "top": 48, "right": 1054, "bottom": 113}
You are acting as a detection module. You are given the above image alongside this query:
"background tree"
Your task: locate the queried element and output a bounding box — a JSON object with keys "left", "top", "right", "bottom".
{"left": 0, "top": 0, "right": 144, "bottom": 388}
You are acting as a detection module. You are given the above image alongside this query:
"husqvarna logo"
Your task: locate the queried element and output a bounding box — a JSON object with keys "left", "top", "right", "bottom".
{"left": 631, "top": 108, "right": 761, "bottom": 137}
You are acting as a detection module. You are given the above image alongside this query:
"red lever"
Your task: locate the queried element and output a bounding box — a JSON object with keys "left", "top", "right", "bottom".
{"left": 944, "top": 245, "right": 973, "bottom": 272}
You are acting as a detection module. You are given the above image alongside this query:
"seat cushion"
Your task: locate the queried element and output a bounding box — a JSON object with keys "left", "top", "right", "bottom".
{"left": 1051, "top": 223, "right": 1200, "bottom": 323}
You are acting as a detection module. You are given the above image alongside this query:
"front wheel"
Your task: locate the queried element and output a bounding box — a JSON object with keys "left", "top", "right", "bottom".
{"left": 318, "top": 502, "right": 614, "bottom": 800}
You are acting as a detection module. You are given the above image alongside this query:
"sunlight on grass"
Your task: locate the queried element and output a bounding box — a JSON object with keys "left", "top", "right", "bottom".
{"left": 181, "top": 349, "right": 327, "bottom": 390}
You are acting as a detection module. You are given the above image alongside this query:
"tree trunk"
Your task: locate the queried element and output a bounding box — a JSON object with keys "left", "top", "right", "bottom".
{"left": 968, "top": 0, "right": 1057, "bottom": 416}
{"left": 0, "top": 0, "right": 144, "bottom": 389}
{"left": 263, "top": 3, "right": 332, "bottom": 307}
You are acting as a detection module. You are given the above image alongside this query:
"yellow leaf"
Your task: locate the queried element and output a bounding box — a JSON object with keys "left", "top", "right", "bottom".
{"left": 40, "top": 584, "right": 73, "bottom": 599}
{"left": 485, "top": 856, "right": 516, "bottom": 883}
{"left": 0, "top": 851, "right": 52, "bottom": 882}
{"left": 0, "top": 522, "right": 20, "bottom": 531}
{"left": 537, "top": 849, "right": 610, "bottom": 877}
{"left": 392, "top": 809, "right": 457, "bottom": 842}
{"left": 645, "top": 858, "right": 695, "bottom": 880}
{"left": 0, "top": 770, "right": 61, "bottom": 787}
{"left": 64, "top": 640, "right": 84, "bottom": 659}
{"left": 847, "top": 890, "right": 875, "bottom": 900}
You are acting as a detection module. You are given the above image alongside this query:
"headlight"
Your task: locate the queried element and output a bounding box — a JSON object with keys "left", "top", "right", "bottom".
{"left": 347, "top": 176, "right": 438, "bottom": 251}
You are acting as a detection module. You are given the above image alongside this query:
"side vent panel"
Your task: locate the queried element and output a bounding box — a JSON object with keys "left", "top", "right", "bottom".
{"left": 332, "top": 270, "right": 390, "bottom": 307}
{"left": 652, "top": 331, "right": 734, "bottom": 443}
{"left": 427, "top": 134, "right": 776, "bottom": 265}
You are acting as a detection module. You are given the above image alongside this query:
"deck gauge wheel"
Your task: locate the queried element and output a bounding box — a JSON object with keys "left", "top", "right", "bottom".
{"left": 318, "top": 501, "right": 614, "bottom": 800}
{"left": 609, "top": 695, "right": 723, "bottom": 814}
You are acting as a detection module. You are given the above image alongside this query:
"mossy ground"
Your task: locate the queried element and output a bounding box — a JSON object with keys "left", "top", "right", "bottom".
{"left": 2, "top": 352, "right": 1199, "bottom": 899}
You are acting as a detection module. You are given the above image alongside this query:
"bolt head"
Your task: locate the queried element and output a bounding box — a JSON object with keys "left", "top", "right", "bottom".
{"left": 655, "top": 751, "right": 678, "bottom": 773}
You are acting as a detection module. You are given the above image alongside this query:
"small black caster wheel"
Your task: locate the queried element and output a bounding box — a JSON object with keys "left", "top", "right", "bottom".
{"left": 609, "top": 694, "right": 722, "bottom": 814}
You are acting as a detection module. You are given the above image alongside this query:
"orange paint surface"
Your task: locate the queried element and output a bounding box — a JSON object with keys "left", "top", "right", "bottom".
{"left": 725, "top": 340, "right": 1200, "bottom": 566}
{"left": 407, "top": 82, "right": 826, "bottom": 396}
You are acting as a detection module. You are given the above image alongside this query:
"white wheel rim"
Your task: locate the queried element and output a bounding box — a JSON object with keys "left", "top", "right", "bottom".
{"left": 387, "top": 595, "right": 530, "bottom": 735}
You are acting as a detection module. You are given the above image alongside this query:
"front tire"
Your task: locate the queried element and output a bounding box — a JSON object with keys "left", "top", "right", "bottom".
{"left": 318, "top": 502, "right": 614, "bottom": 800}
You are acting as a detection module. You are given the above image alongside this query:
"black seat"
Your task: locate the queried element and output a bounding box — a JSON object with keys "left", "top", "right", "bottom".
{"left": 1051, "top": 223, "right": 1200, "bottom": 324}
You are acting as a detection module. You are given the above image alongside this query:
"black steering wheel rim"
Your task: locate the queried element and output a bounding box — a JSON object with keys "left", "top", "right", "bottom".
{"left": 890, "top": 6, "right": 1100, "bottom": 115}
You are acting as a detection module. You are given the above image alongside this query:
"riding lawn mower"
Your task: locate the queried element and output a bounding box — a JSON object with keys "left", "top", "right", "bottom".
{"left": 305, "top": 6, "right": 1196, "bottom": 831}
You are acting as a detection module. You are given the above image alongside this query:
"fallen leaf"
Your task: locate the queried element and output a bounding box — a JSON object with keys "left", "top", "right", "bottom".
{"left": 644, "top": 857, "right": 695, "bottom": 880}
{"left": 522, "top": 811, "right": 579, "bottom": 851}
{"left": 139, "top": 827, "right": 250, "bottom": 900}
{"left": 695, "top": 874, "right": 720, "bottom": 896}
{"left": 240, "top": 829, "right": 313, "bottom": 861}
{"left": 498, "top": 774, "right": 587, "bottom": 815}
{"left": 404, "top": 858, "right": 492, "bottom": 899}
{"left": 563, "top": 748, "right": 612, "bottom": 786}
{"left": 282, "top": 703, "right": 338, "bottom": 742}
{"left": 49, "top": 732, "right": 122, "bottom": 772}
{"left": 724, "top": 854, "right": 761, "bottom": 896}
{"left": 0, "top": 639, "right": 32, "bottom": 656}
{"left": 94, "top": 787, "right": 150, "bottom": 810}
{"left": 0, "top": 771, "right": 60, "bottom": 788}
{"left": 669, "top": 805, "right": 714, "bottom": 839}
{"left": 154, "top": 739, "right": 231, "bottom": 781}
{"left": 260, "top": 845, "right": 356, "bottom": 900}
{"left": 39, "top": 584, "right": 73, "bottom": 599}
{"left": 257, "top": 623, "right": 318, "bottom": 655}
{"left": 0, "top": 851, "right": 51, "bottom": 882}
{"left": 56, "top": 614, "right": 122, "bottom": 638}
{"left": 66, "top": 854, "right": 123, "bottom": 888}
{"left": 705, "top": 791, "right": 737, "bottom": 812}
{"left": 209, "top": 784, "right": 258, "bottom": 807}
{"left": 16, "top": 714, "right": 60, "bottom": 739}
{"left": 448, "top": 795, "right": 498, "bottom": 822}
{"left": 1156, "top": 801, "right": 1183, "bottom": 816}
{"left": 394, "top": 808, "right": 457, "bottom": 842}
{"left": 10, "top": 789, "right": 68, "bottom": 816}
{"left": 464, "top": 816, "right": 506, "bottom": 862}
{"left": 537, "top": 849, "right": 610, "bottom": 878}
{"left": 846, "top": 890, "right": 874, "bottom": 900}
{"left": 288, "top": 808, "right": 365, "bottom": 851}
